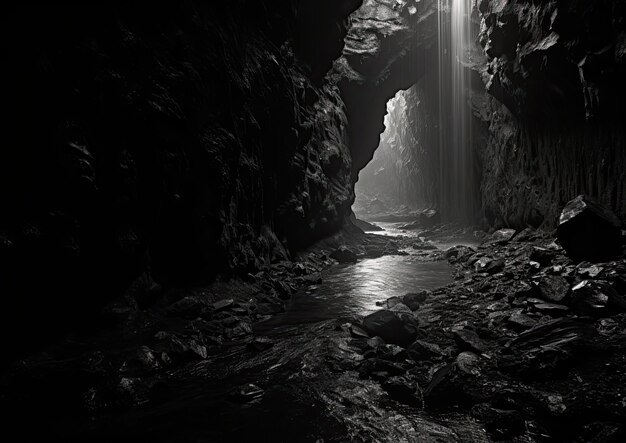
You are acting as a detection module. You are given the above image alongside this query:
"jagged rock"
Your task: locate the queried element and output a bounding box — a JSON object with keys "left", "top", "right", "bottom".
{"left": 500, "top": 318, "right": 595, "bottom": 378}
{"left": 362, "top": 310, "right": 418, "bottom": 346}
{"left": 330, "top": 246, "right": 358, "bottom": 263}
{"left": 403, "top": 291, "right": 429, "bottom": 310}
{"left": 487, "top": 228, "right": 517, "bottom": 244}
{"left": 537, "top": 275, "right": 570, "bottom": 303}
{"left": 556, "top": 195, "right": 623, "bottom": 263}
{"left": 507, "top": 312, "right": 538, "bottom": 331}
{"left": 530, "top": 301, "right": 570, "bottom": 316}
{"left": 407, "top": 340, "right": 445, "bottom": 360}
{"left": 389, "top": 303, "right": 413, "bottom": 314}
{"left": 570, "top": 280, "right": 626, "bottom": 317}
{"left": 453, "top": 329, "right": 487, "bottom": 354}
{"left": 424, "top": 352, "right": 486, "bottom": 406}
{"left": 475, "top": 257, "right": 505, "bottom": 274}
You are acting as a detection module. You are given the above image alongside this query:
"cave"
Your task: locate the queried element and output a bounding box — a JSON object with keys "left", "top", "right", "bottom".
{"left": 2, "top": 1, "right": 626, "bottom": 441}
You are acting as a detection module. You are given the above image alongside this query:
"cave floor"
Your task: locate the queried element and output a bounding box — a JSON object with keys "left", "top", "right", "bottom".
{"left": 2, "top": 223, "right": 626, "bottom": 442}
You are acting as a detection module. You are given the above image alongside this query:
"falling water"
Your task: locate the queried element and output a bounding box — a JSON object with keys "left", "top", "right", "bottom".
{"left": 437, "top": 0, "right": 474, "bottom": 222}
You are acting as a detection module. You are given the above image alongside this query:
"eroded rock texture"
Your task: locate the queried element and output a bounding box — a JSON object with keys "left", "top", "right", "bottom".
{"left": 0, "top": 2, "right": 360, "bottom": 350}
{"left": 474, "top": 0, "right": 626, "bottom": 228}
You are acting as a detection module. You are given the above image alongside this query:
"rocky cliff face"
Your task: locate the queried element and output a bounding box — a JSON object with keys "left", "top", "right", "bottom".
{"left": 342, "top": 0, "right": 626, "bottom": 230}
{"left": 0, "top": 2, "right": 360, "bottom": 349}
{"left": 474, "top": 0, "right": 626, "bottom": 228}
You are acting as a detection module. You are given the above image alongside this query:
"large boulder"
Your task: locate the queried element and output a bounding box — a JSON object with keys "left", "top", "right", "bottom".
{"left": 330, "top": 246, "right": 358, "bottom": 263}
{"left": 556, "top": 195, "right": 622, "bottom": 263}
{"left": 362, "top": 310, "right": 418, "bottom": 346}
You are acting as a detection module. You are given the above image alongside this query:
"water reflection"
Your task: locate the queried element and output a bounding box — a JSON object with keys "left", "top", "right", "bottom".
{"left": 258, "top": 255, "right": 452, "bottom": 330}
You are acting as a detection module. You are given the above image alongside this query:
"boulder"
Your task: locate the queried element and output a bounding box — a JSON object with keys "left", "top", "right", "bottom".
{"left": 362, "top": 310, "right": 418, "bottom": 346}
{"left": 537, "top": 275, "right": 570, "bottom": 303}
{"left": 330, "top": 246, "right": 358, "bottom": 263}
{"left": 402, "top": 291, "right": 429, "bottom": 310}
{"left": 556, "top": 195, "right": 622, "bottom": 263}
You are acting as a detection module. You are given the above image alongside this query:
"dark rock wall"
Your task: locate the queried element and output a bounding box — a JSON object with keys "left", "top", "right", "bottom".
{"left": 475, "top": 0, "right": 626, "bottom": 228}
{"left": 0, "top": 2, "right": 359, "bottom": 348}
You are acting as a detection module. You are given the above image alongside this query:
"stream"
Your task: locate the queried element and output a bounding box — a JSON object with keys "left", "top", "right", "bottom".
{"left": 75, "top": 240, "right": 491, "bottom": 442}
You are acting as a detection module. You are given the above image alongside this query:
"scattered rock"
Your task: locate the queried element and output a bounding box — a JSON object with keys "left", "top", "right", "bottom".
{"left": 362, "top": 310, "right": 418, "bottom": 346}
{"left": 556, "top": 195, "right": 622, "bottom": 263}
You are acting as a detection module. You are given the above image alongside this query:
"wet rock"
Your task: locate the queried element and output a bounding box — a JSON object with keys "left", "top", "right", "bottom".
{"left": 351, "top": 215, "right": 383, "bottom": 232}
{"left": 475, "top": 257, "right": 505, "bottom": 275}
{"left": 500, "top": 318, "right": 595, "bottom": 379}
{"left": 389, "top": 303, "right": 412, "bottom": 314}
{"left": 385, "top": 296, "right": 403, "bottom": 309}
{"left": 382, "top": 376, "right": 421, "bottom": 406}
{"left": 403, "top": 291, "right": 429, "bottom": 310}
{"left": 349, "top": 323, "right": 370, "bottom": 339}
{"left": 470, "top": 403, "right": 525, "bottom": 440}
{"left": 362, "top": 310, "right": 418, "bottom": 346}
{"left": 453, "top": 329, "right": 487, "bottom": 354}
{"left": 556, "top": 195, "right": 622, "bottom": 263}
{"left": 407, "top": 340, "right": 445, "bottom": 361}
{"left": 424, "top": 352, "right": 485, "bottom": 406}
{"left": 486, "top": 228, "right": 517, "bottom": 245}
{"left": 570, "top": 280, "right": 626, "bottom": 317}
{"left": 537, "top": 275, "right": 570, "bottom": 303}
{"left": 507, "top": 312, "right": 538, "bottom": 332}
{"left": 530, "top": 246, "right": 556, "bottom": 266}
{"left": 330, "top": 246, "right": 358, "bottom": 263}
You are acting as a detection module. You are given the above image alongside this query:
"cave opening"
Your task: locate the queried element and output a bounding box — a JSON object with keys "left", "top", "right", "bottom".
{"left": 352, "top": 0, "right": 479, "bottom": 227}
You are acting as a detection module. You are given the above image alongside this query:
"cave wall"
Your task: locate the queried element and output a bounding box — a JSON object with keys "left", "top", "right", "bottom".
{"left": 342, "top": 0, "right": 626, "bottom": 230}
{"left": 475, "top": 0, "right": 626, "bottom": 228}
{"left": 0, "top": 2, "right": 360, "bottom": 347}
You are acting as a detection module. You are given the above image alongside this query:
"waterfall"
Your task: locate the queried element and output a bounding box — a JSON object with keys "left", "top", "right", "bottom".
{"left": 437, "top": 0, "right": 474, "bottom": 222}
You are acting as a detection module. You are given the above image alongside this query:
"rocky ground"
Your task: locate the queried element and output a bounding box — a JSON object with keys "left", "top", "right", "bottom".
{"left": 2, "top": 197, "right": 626, "bottom": 442}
